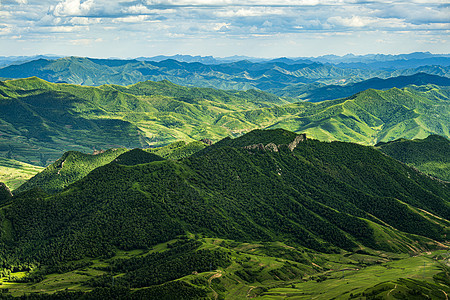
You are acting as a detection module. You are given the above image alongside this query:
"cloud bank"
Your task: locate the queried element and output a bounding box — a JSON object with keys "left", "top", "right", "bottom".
{"left": 0, "top": 0, "right": 448, "bottom": 57}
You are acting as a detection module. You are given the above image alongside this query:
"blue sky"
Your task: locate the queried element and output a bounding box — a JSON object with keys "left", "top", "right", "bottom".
{"left": 1, "top": 0, "right": 449, "bottom": 58}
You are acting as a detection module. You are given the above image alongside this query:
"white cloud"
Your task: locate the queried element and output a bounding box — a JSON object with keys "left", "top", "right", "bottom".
{"left": 143, "top": 0, "right": 356, "bottom": 5}
{"left": 327, "top": 15, "right": 409, "bottom": 29}
{"left": 113, "top": 15, "right": 151, "bottom": 23}
{"left": 52, "top": 0, "right": 94, "bottom": 17}
{"left": 2, "top": 0, "right": 28, "bottom": 4}
{"left": 125, "top": 4, "right": 154, "bottom": 14}
{"left": 70, "top": 17, "right": 101, "bottom": 24}
{"left": 327, "top": 16, "right": 376, "bottom": 27}
{"left": 69, "top": 37, "right": 102, "bottom": 45}
{"left": 213, "top": 22, "right": 230, "bottom": 31}
{"left": 0, "top": 0, "right": 448, "bottom": 57}
{"left": 215, "top": 7, "right": 286, "bottom": 18}
{"left": 0, "top": 24, "right": 12, "bottom": 35}
{"left": 48, "top": 25, "right": 85, "bottom": 32}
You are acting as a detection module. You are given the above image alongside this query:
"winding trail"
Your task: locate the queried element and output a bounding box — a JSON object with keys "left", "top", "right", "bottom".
{"left": 247, "top": 286, "right": 257, "bottom": 298}
{"left": 387, "top": 284, "right": 397, "bottom": 298}
{"left": 208, "top": 271, "right": 222, "bottom": 300}
{"left": 440, "top": 289, "right": 448, "bottom": 300}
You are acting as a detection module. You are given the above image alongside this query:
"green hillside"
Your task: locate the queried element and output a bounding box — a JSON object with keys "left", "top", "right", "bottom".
{"left": 0, "top": 157, "right": 43, "bottom": 191}
{"left": 225, "top": 85, "right": 450, "bottom": 144}
{"left": 1, "top": 77, "right": 448, "bottom": 168}
{"left": 0, "top": 77, "right": 290, "bottom": 165}
{"left": 0, "top": 129, "right": 448, "bottom": 298}
{"left": 146, "top": 140, "right": 208, "bottom": 160}
{"left": 13, "top": 140, "right": 208, "bottom": 195}
{"left": 14, "top": 148, "right": 128, "bottom": 194}
{"left": 272, "top": 72, "right": 450, "bottom": 101}
{"left": 377, "top": 135, "right": 450, "bottom": 181}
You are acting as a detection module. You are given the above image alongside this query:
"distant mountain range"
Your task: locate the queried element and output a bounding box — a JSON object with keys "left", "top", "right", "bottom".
{"left": 273, "top": 72, "right": 450, "bottom": 101}
{"left": 0, "top": 55, "right": 61, "bottom": 67}
{"left": 0, "top": 55, "right": 448, "bottom": 96}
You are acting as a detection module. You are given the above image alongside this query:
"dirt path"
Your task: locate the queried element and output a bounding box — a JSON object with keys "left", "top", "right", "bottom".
{"left": 208, "top": 271, "right": 222, "bottom": 300}
{"left": 440, "top": 289, "right": 448, "bottom": 300}
{"left": 247, "top": 286, "right": 256, "bottom": 298}
{"left": 387, "top": 284, "right": 397, "bottom": 298}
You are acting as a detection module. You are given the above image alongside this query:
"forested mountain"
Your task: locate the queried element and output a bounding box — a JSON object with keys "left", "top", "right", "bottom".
{"left": 378, "top": 135, "right": 450, "bottom": 181}
{"left": 0, "top": 129, "right": 448, "bottom": 298}
{"left": 272, "top": 72, "right": 450, "bottom": 101}
{"left": 0, "top": 77, "right": 290, "bottom": 166}
{"left": 0, "top": 77, "right": 448, "bottom": 169}
{"left": 12, "top": 141, "right": 208, "bottom": 194}
{"left": 14, "top": 148, "right": 128, "bottom": 194}
{"left": 0, "top": 56, "right": 448, "bottom": 94}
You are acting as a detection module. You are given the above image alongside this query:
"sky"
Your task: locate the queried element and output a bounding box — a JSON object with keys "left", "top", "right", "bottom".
{"left": 0, "top": 0, "right": 449, "bottom": 58}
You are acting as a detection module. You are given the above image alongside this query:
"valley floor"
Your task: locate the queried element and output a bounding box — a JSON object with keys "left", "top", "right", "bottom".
{"left": 1, "top": 237, "right": 449, "bottom": 299}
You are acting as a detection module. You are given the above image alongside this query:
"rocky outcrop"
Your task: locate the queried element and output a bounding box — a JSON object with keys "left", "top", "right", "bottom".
{"left": 200, "top": 138, "right": 213, "bottom": 146}
{"left": 265, "top": 143, "right": 279, "bottom": 152}
{"left": 243, "top": 133, "right": 306, "bottom": 153}
{"left": 93, "top": 149, "right": 106, "bottom": 155}
{"left": 244, "top": 143, "right": 279, "bottom": 152}
{"left": 288, "top": 133, "right": 307, "bottom": 151}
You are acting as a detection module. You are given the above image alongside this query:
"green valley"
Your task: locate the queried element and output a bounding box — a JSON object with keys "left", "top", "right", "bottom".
{"left": 0, "top": 157, "right": 43, "bottom": 191}
{"left": 0, "top": 77, "right": 448, "bottom": 172}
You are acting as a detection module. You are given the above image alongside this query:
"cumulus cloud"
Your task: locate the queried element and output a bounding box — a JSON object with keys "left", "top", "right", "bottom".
{"left": 113, "top": 15, "right": 151, "bottom": 23}
{"left": 0, "top": 24, "right": 13, "bottom": 35}
{"left": 70, "top": 37, "right": 102, "bottom": 45}
{"left": 143, "top": 0, "right": 359, "bottom": 5}
{"left": 0, "top": 0, "right": 448, "bottom": 56}
{"left": 69, "top": 17, "right": 101, "bottom": 25}
{"left": 1, "top": 0, "right": 27, "bottom": 4}
{"left": 328, "top": 16, "right": 378, "bottom": 27}
{"left": 51, "top": 0, "right": 94, "bottom": 17}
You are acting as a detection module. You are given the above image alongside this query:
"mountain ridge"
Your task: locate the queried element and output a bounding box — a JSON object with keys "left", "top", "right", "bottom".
{"left": 0, "top": 56, "right": 448, "bottom": 94}
{"left": 0, "top": 129, "right": 449, "bottom": 298}
{"left": 0, "top": 77, "right": 448, "bottom": 168}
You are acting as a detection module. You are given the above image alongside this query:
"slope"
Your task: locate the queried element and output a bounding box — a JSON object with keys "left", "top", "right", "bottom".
{"left": 0, "top": 129, "right": 449, "bottom": 298}
{"left": 2, "top": 129, "right": 448, "bottom": 265}
{"left": 377, "top": 135, "right": 450, "bottom": 181}
{"left": 0, "top": 77, "right": 289, "bottom": 165}
{"left": 0, "top": 157, "right": 44, "bottom": 191}
{"left": 261, "top": 85, "right": 450, "bottom": 144}
{"left": 273, "top": 72, "right": 450, "bottom": 101}
{"left": 14, "top": 148, "right": 128, "bottom": 194}
{"left": 13, "top": 140, "right": 208, "bottom": 195}
{"left": 1, "top": 78, "right": 449, "bottom": 168}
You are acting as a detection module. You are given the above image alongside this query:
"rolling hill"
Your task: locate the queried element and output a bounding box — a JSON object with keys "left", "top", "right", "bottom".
{"left": 0, "top": 77, "right": 290, "bottom": 166}
{"left": 0, "top": 77, "right": 448, "bottom": 169}
{"left": 13, "top": 140, "right": 208, "bottom": 195}
{"left": 0, "top": 129, "right": 448, "bottom": 298}
{"left": 377, "top": 135, "right": 450, "bottom": 182}
{"left": 272, "top": 72, "right": 450, "bottom": 101}
{"left": 14, "top": 148, "right": 128, "bottom": 194}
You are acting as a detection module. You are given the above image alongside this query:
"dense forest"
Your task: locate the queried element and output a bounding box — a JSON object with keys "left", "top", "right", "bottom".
{"left": 0, "top": 129, "right": 448, "bottom": 298}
